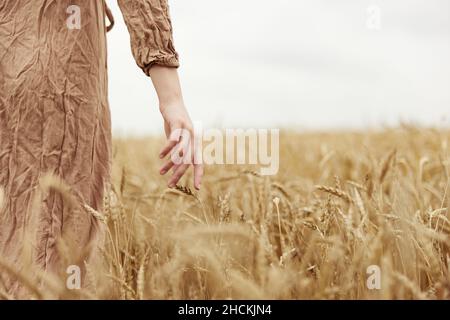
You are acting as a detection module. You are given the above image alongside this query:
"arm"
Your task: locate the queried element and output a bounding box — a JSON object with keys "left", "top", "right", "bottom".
{"left": 150, "top": 66, "right": 203, "bottom": 190}
{"left": 118, "top": 0, "right": 202, "bottom": 189}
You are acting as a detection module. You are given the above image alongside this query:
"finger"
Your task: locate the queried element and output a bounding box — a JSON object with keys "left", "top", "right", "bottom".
{"left": 193, "top": 164, "right": 203, "bottom": 190}
{"left": 168, "top": 164, "right": 189, "bottom": 188}
{"left": 159, "top": 128, "right": 183, "bottom": 159}
{"left": 159, "top": 160, "right": 175, "bottom": 175}
{"left": 172, "top": 163, "right": 181, "bottom": 174}
{"left": 159, "top": 140, "right": 178, "bottom": 159}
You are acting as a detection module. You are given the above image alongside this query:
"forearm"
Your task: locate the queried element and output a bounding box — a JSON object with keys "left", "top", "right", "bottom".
{"left": 149, "top": 66, "right": 184, "bottom": 107}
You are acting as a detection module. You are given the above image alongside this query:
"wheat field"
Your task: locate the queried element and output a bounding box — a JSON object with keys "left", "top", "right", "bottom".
{"left": 1, "top": 126, "right": 450, "bottom": 299}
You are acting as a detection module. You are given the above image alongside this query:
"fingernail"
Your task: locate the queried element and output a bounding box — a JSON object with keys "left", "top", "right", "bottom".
{"left": 160, "top": 169, "right": 166, "bottom": 175}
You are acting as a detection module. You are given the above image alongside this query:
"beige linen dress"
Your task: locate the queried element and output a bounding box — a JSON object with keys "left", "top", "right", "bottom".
{"left": 0, "top": 0, "right": 178, "bottom": 297}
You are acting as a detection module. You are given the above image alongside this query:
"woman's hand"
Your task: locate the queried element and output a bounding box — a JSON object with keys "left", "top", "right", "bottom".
{"left": 159, "top": 101, "right": 203, "bottom": 189}
{"left": 149, "top": 66, "right": 203, "bottom": 190}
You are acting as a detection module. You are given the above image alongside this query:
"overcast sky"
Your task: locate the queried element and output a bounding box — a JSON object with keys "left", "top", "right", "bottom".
{"left": 107, "top": 0, "right": 450, "bottom": 135}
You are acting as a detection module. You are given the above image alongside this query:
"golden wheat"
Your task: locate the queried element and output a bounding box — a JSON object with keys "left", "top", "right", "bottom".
{"left": 1, "top": 127, "right": 450, "bottom": 300}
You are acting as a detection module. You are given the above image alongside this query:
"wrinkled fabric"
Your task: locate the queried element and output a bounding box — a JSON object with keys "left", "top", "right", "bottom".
{"left": 0, "top": 0, "right": 178, "bottom": 298}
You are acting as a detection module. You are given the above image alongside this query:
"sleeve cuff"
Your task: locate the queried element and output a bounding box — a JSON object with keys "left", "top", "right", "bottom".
{"left": 143, "top": 54, "right": 180, "bottom": 76}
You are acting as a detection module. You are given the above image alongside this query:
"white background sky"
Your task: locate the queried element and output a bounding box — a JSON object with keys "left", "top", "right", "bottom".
{"left": 107, "top": 0, "right": 450, "bottom": 136}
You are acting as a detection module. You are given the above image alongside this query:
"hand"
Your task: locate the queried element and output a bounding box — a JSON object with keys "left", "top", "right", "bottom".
{"left": 148, "top": 65, "right": 203, "bottom": 190}
{"left": 158, "top": 101, "right": 203, "bottom": 190}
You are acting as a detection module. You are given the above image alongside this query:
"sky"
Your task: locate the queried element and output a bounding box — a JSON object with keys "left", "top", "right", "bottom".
{"left": 106, "top": 0, "right": 450, "bottom": 136}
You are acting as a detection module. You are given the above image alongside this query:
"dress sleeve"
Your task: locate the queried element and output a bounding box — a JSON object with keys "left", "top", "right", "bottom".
{"left": 117, "top": 0, "right": 179, "bottom": 76}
